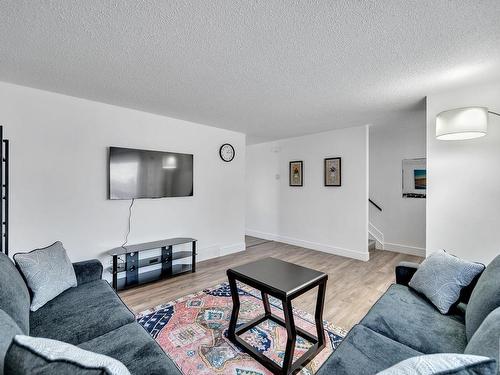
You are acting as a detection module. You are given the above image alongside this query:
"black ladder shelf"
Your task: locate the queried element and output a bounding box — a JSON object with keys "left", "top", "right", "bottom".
{"left": 0, "top": 126, "right": 9, "bottom": 256}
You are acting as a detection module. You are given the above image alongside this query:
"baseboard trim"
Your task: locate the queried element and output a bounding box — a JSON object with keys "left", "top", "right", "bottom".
{"left": 278, "top": 235, "right": 369, "bottom": 261}
{"left": 383, "top": 242, "right": 426, "bottom": 257}
{"left": 245, "top": 229, "right": 280, "bottom": 242}
{"left": 197, "top": 244, "right": 220, "bottom": 262}
{"left": 197, "top": 242, "right": 246, "bottom": 261}
{"left": 246, "top": 229, "right": 369, "bottom": 261}
{"left": 220, "top": 242, "right": 246, "bottom": 256}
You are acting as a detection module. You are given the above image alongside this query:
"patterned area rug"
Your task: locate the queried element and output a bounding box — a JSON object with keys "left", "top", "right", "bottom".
{"left": 137, "top": 282, "right": 345, "bottom": 374}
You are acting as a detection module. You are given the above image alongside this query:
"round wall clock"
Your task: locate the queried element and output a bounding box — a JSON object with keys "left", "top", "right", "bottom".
{"left": 219, "top": 143, "right": 235, "bottom": 162}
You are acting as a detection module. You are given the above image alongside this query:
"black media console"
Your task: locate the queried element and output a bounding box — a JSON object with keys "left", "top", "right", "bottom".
{"left": 107, "top": 237, "right": 196, "bottom": 291}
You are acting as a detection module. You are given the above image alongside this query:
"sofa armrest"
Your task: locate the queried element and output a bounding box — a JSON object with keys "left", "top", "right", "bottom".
{"left": 73, "top": 259, "right": 103, "bottom": 285}
{"left": 395, "top": 261, "right": 420, "bottom": 286}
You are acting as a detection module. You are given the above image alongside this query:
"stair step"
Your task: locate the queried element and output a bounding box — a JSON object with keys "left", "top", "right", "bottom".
{"left": 368, "top": 239, "right": 376, "bottom": 251}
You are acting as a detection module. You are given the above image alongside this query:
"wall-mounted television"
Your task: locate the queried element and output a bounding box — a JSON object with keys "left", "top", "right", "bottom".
{"left": 108, "top": 147, "right": 193, "bottom": 200}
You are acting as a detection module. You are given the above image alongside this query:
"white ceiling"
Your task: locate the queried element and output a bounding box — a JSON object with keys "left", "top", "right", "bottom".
{"left": 1, "top": 1, "right": 500, "bottom": 144}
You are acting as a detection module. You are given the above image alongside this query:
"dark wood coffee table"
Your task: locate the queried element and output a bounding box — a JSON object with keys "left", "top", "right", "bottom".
{"left": 226, "top": 257, "right": 328, "bottom": 374}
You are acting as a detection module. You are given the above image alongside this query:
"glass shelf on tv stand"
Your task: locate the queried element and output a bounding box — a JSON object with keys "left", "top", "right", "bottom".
{"left": 106, "top": 237, "right": 197, "bottom": 291}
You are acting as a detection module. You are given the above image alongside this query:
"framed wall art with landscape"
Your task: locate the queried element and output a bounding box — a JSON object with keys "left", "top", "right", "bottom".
{"left": 324, "top": 157, "right": 341, "bottom": 186}
{"left": 289, "top": 161, "right": 303, "bottom": 186}
{"left": 402, "top": 158, "right": 426, "bottom": 198}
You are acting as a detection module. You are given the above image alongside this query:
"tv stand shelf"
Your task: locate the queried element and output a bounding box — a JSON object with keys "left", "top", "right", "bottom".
{"left": 107, "top": 237, "right": 196, "bottom": 291}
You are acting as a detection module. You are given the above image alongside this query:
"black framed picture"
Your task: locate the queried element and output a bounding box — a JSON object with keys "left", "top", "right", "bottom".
{"left": 324, "top": 157, "right": 341, "bottom": 186}
{"left": 289, "top": 161, "right": 303, "bottom": 186}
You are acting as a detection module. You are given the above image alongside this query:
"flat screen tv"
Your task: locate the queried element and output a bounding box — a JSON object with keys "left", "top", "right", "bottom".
{"left": 108, "top": 147, "right": 193, "bottom": 200}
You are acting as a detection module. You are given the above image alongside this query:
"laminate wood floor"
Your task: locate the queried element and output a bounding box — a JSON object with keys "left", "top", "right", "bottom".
{"left": 120, "top": 238, "right": 422, "bottom": 330}
{"left": 245, "top": 235, "right": 273, "bottom": 248}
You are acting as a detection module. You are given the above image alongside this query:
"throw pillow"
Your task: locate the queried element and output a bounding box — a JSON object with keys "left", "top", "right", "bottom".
{"left": 14, "top": 241, "right": 77, "bottom": 311}
{"left": 5, "top": 335, "right": 130, "bottom": 375}
{"left": 377, "top": 354, "right": 497, "bottom": 375}
{"left": 408, "top": 250, "right": 484, "bottom": 314}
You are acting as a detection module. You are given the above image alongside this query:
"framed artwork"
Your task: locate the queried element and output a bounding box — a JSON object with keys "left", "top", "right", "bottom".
{"left": 402, "top": 158, "right": 426, "bottom": 198}
{"left": 324, "top": 157, "right": 341, "bottom": 186}
{"left": 289, "top": 161, "right": 303, "bottom": 186}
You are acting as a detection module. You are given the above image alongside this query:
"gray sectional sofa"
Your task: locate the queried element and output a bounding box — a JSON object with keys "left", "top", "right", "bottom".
{"left": 2, "top": 247, "right": 498, "bottom": 375}
{"left": 0, "top": 252, "right": 181, "bottom": 375}
{"left": 318, "top": 255, "right": 500, "bottom": 374}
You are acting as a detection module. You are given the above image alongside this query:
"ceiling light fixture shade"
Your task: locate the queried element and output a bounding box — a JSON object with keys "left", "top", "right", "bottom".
{"left": 436, "top": 107, "right": 488, "bottom": 140}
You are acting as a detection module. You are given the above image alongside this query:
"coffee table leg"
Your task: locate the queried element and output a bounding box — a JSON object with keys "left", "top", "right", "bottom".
{"left": 315, "top": 280, "right": 327, "bottom": 349}
{"left": 227, "top": 274, "right": 240, "bottom": 341}
{"left": 282, "top": 299, "right": 297, "bottom": 374}
{"left": 261, "top": 291, "right": 271, "bottom": 316}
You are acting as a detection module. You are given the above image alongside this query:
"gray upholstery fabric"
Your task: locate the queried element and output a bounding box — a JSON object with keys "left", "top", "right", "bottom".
{"left": 466, "top": 255, "right": 500, "bottom": 341}
{"left": 409, "top": 250, "right": 484, "bottom": 314}
{"left": 395, "top": 261, "right": 420, "bottom": 286}
{"left": 0, "top": 253, "right": 30, "bottom": 333}
{"left": 5, "top": 343, "right": 104, "bottom": 375}
{"left": 396, "top": 261, "right": 483, "bottom": 306}
{"left": 458, "top": 271, "right": 483, "bottom": 305}
{"left": 78, "top": 322, "right": 182, "bottom": 375}
{"left": 14, "top": 241, "right": 78, "bottom": 311}
{"left": 73, "top": 259, "right": 103, "bottom": 285}
{"left": 0, "top": 309, "right": 22, "bottom": 375}
{"left": 360, "top": 284, "right": 467, "bottom": 354}
{"left": 377, "top": 353, "right": 497, "bottom": 375}
{"left": 5, "top": 335, "right": 130, "bottom": 375}
{"left": 1, "top": 250, "right": 178, "bottom": 375}
{"left": 465, "top": 307, "right": 500, "bottom": 367}
{"left": 30, "top": 280, "right": 135, "bottom": 345}
{"left": 319, "top": 258, "right": 498, "bottom": 374}
{"left": 456, "top": 302, "right": 468, "bottom": 316}
{"left": 317, "top": 324, "right": 421, "bottom": 375}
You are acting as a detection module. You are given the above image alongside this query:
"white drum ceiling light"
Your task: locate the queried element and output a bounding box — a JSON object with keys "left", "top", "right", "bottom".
{"left": 436, "top": 107, "right": 499, "bottom": 140}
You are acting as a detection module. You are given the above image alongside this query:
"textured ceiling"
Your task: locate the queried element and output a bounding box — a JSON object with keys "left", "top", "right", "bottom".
{"left": 1, "top": 1, "right": 500, "bottom": 143}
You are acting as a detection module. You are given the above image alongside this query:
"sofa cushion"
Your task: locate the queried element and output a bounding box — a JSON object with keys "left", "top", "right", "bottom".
{"left": 0, "top": 309, "right": 23, "bottom": 374}
{"left": 377, "top": 353, "right": 497, "bottom": 375}
{"left": 78, "top": 322, "right": 181, "bottom": 375}
{"left": 0, "top": 253, "right": 30, "bottom": 333}
{"left": 30, "top": 280, "right": 135, "bottom": 345}
{"left": 316, "top": 324, "right": 421, "bottom": 375}
{"left": 465, "top": 307, "right": 500, "bottom": 367}
{"left": 73, "top": 259, "right": 103, "bottom": 285}
{"left": 408, "top": 250, "right": 484, "bottom": 314}
{"left": 5, "top": 335, "right": 130, "bottom": 375}
{"left": 466, "top": 254, "right": 500, "bottom": 341}
{"left": 360, "top": 284, "right": 467, "bottom": 354}
{"left": 14, "top": 241, "right": 78, "bottom": 312}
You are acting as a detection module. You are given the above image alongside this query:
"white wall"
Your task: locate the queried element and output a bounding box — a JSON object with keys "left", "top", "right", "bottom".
{"left": 426, "top": 81, "right": 500, "bottom": 264}
{"left": 369, "top": 111, "right": 426, "bottom": 256}
{"left": 246, "top": 125, "right": 369, "bottom": 261}
{"left": 245, "top": 142, "right": 280, "bottom": 238}
{"left": 0, "top": 82, "right": 246, "bottom": 267}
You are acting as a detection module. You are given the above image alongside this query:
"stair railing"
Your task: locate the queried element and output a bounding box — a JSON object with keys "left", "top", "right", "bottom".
{"left": 369, "top": 198, "right": 382, "bottom": 212}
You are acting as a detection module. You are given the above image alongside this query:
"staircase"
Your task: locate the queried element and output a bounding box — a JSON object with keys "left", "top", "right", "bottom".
{"left": 368, "top": 198, "right": 383, "bottom": 252}
{"left": 368, "top": 239, "right": 376, "bottom": 251}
